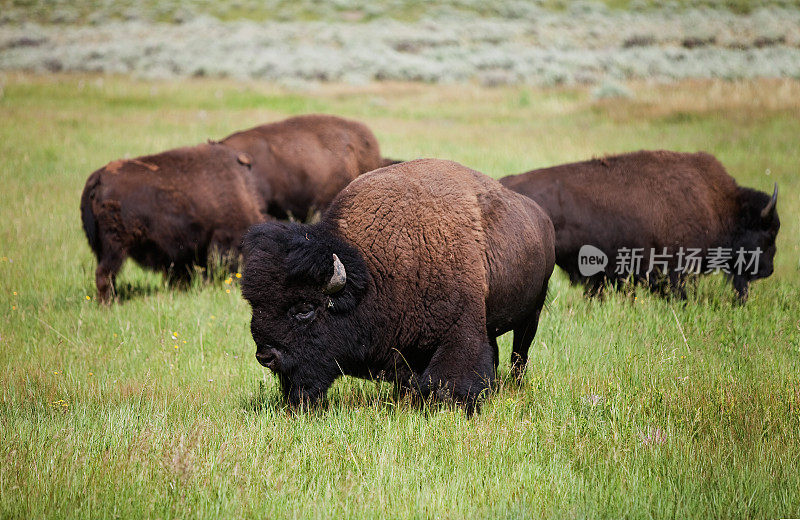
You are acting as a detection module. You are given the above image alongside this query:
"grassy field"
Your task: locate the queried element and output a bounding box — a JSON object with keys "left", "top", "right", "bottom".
{"left": 1, "top": 73, "right": 799, "bottom": 518}
{"left": 3, "top": 0, "right": 794, "bottom": 25}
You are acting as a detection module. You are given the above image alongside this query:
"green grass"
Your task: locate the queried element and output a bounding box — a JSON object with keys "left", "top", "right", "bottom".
{"left": 1, "top": 73, "right": 799, "bottom": 518}
{"left": 2, "top": 0, "right": 795, "bottom": 25}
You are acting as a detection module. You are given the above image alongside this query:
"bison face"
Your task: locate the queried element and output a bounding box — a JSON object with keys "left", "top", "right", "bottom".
{"left": 241, "top": 221, "right": 370, "bottom": 406}
{"left": 732, "top": 184, "right": 780, "bottom": 299}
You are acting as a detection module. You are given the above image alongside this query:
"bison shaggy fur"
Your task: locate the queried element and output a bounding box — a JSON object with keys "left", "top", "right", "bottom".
{"left": 80, "top": 143, "right": 266, "bottom": 303}
{"left": 241, "top": 158, "right": 555, "bottom": 413}
{"left": 499, "top": 150, "right": 780, "bottom": 301}
{"left": 220, "top": 114, "right": 399, "bottom": 221}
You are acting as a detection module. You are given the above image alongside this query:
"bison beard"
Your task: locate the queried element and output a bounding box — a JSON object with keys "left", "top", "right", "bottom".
{"left": 500, "top": 150, "right": 780, "bottom": 301}
{"left": 241, "top": 159, "right": 555, "bottom": 414}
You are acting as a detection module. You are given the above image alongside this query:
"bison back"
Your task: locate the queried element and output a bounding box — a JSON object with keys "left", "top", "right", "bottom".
{"left": 501, "top": 150, "right": 740, "bottom": 277}
{"left": 221, "top": 114, "right": 385, "bottom": 219}
{"left": 327, "top": 158, "right": 554, "bottom": 344}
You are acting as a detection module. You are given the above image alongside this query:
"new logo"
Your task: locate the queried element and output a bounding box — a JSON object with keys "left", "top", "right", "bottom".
{"left": 578, "top": 245, "right": 608, "bottom": 277}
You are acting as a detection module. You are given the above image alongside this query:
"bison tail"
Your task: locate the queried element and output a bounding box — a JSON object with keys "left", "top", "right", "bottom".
{"left": 80, "top": 174, "right": 102, "bottom": 258}
{"left": 379, "top": 157, "right": 404, "bottom": 167}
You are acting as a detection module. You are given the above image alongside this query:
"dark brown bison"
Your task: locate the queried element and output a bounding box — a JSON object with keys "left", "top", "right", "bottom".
{"left": 220, "top": 114, "right": 399, "bottom": 221}
{"left": 241, "top": 159, "right": 555, "bottom": 413}
{"left": 499, "top": 150, "right": 780, "bottom": 301}
{"left": 80, "top": 143, "right": 266, "bottom": 303}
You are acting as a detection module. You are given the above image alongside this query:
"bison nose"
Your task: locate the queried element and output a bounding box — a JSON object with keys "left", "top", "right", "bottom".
{"left": 255, "top": 348, "right": 279, "bottom": 368}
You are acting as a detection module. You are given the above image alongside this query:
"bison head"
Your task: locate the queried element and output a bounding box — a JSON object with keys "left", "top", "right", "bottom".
{"left": 731, "top": 183, "right": 780, "bottom": 300}
{"left": 241, "top": 221, "right": 370, "bottom": 406}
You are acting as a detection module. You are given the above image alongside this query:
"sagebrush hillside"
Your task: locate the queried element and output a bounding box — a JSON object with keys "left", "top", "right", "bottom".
{"left": 3, "top": 2, "right": 800, "bottom": 85}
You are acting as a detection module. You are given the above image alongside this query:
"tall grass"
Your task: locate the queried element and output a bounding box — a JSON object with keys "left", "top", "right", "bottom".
{"left": 0, "top": 73, "right": 799, "bottom": 518}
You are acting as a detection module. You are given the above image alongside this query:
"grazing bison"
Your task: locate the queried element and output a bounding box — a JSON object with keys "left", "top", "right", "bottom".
{"left": 81, "top": 143, "right": 266, "bottom": 303}
{"left": 241, "top": 159, "right": 555, "bottom": 413}
{"left": 220, "top": 114, "right": 399, "bottom": 221}
{"left": 499, "top": 150, "right": 780, "bottom": 301}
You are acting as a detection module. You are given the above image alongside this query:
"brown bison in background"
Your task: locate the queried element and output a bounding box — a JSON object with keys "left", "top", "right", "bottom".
{"left": 81, "top": 114, "right": 398, "bottom": 303}
{"left": 220, "top": 114, "right": 400, "bottom": 221}
{"left": 500, "top": 150, "right": 780, "bottom": 301}
{"left": 241, "top": 159, "right": 555, "bottom": 413}
{"left": 81, "top": 143, "right": 266, "bottom": 303}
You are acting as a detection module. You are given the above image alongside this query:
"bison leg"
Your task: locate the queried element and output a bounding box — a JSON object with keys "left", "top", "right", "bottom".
{"left": 166, "top": 264, "right": 193, "bottom": 289}
{"left": 583, "top": 276, "right": 606, "bottom": 298}
{"left": 509, "top": 309, "right": 547, "bottom": 382}
{"left": 95, "top": 246, "right": 126, "bottom": 304}
{"left": 510, "top": 321, "right": 537, "bottom": 381}
{"left": 489, "top": 335, "right": 500, "bottom": 370}
{"left": 732, "top": 276, "right": 749, "bottom": 303}
{"left": 417, "top": 328, "right": 495, "bottom": 415}
{"left": 208, "top": 229, "right": 246, "bottom": 277}
{"left": 510, "top": 284, "right": 548, "bottom": 380}
{"left": 668, "top": 271, "right": 687, "bottom": 300}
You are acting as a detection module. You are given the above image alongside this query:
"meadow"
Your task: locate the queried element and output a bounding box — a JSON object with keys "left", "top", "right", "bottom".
{"left": 1, "top": 73, "right": 799, "bottom": 518}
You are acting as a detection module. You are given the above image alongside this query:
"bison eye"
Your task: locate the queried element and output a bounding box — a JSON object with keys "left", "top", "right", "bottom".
{"left": 291, "top": 303, "right": 316, "bottom": 323}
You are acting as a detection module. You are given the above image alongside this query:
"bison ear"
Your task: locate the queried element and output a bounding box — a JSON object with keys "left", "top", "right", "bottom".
{"left": 237, "top": 153, "right": 252, "bottom": 168}
{"left": 760, "top": 182, "right": 777, "bottom": 220}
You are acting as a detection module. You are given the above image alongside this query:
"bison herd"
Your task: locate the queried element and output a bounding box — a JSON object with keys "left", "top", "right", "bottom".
{"left": 80, "top": 114, "right": 781, "bottom": 413}
{"left": 80, "top": 114, "right": 398, "bottom": 303}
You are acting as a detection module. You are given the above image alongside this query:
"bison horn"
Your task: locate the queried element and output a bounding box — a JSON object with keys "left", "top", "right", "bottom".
{"left": 760, "top": 182, "right": 778, "bottom": 219}
{"left": 323, "top": 254, "right": 346, "bottom": 294}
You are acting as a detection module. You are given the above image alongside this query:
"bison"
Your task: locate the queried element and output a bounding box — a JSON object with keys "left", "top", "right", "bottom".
{"left": 241, "top": 159, "right": 555, "bottom": 413}
{"left": 499, "top": 150, "right": 780, "bottom": 301}
{"left": 219, "top": 114, "right": 400, "bottom": 221}
{"left": 80, "top": 143, "right": 266, "bottom": 303}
